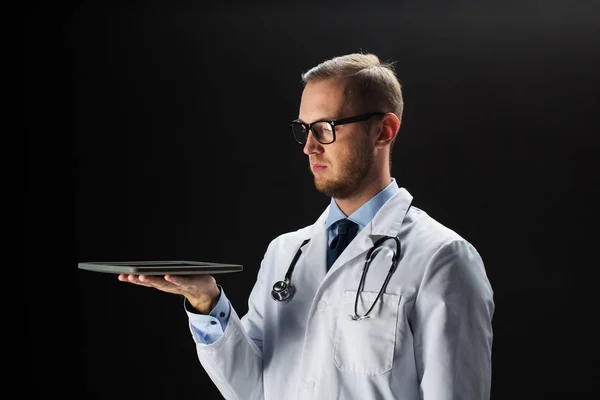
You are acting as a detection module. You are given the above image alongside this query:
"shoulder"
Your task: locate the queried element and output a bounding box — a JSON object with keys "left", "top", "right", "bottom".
{"left": 404, "top": 206, "right": 492, "bottom": 294}
{"left": 263, "top": 222, "right": 316, "bottom": 257}
{"left": 402, "top": 205, "right": 485, "bottom": 274}
{"left": 406, "top": 206, "right": 475, "bottom": 247}
{"left": 263, "top": 205, "right": 329, "bottom": 254}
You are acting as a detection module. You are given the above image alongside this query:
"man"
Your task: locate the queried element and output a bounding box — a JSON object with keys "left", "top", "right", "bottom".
{"left": 119, "top": 52, "right": 495, "bottom": 399}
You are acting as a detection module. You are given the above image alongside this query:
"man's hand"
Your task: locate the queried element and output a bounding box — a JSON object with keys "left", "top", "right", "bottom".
{"left": 117, "top": 274, "right": 220, "bottom": 314}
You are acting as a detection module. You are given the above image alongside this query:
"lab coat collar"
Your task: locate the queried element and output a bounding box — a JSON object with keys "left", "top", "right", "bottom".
{"left": 306, "top": 187, "right": 414, "bottom": 272}
{"left": 324, "top": 178, "right": 400, "bottom": 231}
{"left": 368, "top": 187, "right": 413, "bottom": 237}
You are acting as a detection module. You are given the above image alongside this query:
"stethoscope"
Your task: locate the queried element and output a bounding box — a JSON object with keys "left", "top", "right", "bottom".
{"left": 271, "top": 234, "right": 402, "bottom": 321}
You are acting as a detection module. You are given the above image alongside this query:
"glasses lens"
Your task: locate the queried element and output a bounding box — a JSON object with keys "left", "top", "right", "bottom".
{"left": 291, "top": 122, "right": 308, "bottom": 144}
{"left": 312, "top": 122, "right": 334, "bottom": 144}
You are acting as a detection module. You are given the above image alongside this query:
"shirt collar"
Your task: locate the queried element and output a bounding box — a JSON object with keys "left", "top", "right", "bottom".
{"left": 324, "top": 178, "right": 400, "bottom": 231}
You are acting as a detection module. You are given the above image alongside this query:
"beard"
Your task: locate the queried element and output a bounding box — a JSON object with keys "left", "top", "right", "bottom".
{"left": 311, "top": 135, "right": 374, "bottom": 199}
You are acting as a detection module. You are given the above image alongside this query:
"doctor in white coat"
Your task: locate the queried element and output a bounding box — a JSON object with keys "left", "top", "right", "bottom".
{"left": 119, "top": 52, "right": 495, "bottom": 400}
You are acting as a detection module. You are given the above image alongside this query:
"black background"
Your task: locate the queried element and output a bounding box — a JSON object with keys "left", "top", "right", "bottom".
{"left": 25, "top": 0, "right": 599, "bottom": 398}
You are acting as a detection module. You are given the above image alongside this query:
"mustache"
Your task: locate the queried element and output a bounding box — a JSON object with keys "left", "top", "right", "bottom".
{"left": 309, "top": 158, "right": 328, "bottom": 165}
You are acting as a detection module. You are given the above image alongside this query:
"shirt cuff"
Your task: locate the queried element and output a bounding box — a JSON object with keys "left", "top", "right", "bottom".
{"left": 186, "top": 285, "right": 231, "bottom": 344}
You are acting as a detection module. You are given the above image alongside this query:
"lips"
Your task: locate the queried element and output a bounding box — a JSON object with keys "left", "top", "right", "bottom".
{"left": 312, "top": 164, "right": 327, "bottom": 173}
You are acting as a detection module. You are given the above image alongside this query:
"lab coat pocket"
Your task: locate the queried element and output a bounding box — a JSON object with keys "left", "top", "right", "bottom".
{"left": 333, "top": 290, "right": 401, "bottom": 375}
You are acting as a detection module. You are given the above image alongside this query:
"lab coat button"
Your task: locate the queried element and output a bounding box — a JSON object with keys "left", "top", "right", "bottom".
{"left": 317, "top": 300, "right": 328, "bottom": 309}
{"left": 306, "top": 380, "right": 315, "bottom": 388}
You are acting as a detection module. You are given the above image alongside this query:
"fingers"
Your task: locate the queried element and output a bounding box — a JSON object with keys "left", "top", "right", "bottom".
{"left": 122, "top": 274, "right": 154, "bottom": 287}
{"left": 118, "top": 274, "right": 167, "bottom": 289}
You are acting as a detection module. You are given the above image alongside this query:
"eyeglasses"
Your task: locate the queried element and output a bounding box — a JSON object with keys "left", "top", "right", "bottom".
{"left": 289, "top": 112, "right": 386, "bottom": 145}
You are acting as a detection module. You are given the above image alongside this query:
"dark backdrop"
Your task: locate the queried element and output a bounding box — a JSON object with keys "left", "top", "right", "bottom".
{"left": 25, "top": 1, "right": 599, "bottom": 398}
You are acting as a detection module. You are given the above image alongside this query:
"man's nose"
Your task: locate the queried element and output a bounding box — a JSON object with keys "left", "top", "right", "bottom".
{"left": 303, "top": 130, "right": 323, "bottom": 155}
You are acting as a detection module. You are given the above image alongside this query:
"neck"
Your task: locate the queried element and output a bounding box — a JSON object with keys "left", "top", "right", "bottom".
{"left": 334, "top": 171, "right": 391, "bottom": 216}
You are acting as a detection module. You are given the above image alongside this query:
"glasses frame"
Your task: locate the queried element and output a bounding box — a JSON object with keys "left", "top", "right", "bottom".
{"left": 290, "top": 111, "right": 386, "bottom": 145}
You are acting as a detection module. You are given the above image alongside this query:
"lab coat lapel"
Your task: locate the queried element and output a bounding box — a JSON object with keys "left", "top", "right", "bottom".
{"left": 291, "top": 208, "right": 329, "bottom": 300}
{"left": 296, "top": 212, "right": 329, "bottom": 294}
{"left": 327, "top": 187, "right": 414, "bottom": 272}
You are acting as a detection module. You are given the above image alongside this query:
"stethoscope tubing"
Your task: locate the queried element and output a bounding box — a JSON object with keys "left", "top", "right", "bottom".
{"left": 271, "top": 235, "right": 402, "bottom": 321}
{"left": 271, "top": 203, "right": 411, "bottom": 316}
{"left": 352, "top": 236, "right": 401, "bottom": 320}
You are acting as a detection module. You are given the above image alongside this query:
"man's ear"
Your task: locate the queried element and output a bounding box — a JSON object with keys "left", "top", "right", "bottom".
{"left": 375, "top": 113, "right": 400, "bottom": 147}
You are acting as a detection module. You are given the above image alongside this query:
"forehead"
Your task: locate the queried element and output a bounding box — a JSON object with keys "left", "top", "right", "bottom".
{"left": 298, "top": 78, "right": 349, "bottom": 122}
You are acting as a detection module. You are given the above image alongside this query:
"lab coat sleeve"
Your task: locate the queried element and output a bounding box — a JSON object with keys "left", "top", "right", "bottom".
{"left": 413, "top": 239, "right": 495, "bottom": 400}
{"left": 191, "top": 242, "right": 273, "bottom": 400}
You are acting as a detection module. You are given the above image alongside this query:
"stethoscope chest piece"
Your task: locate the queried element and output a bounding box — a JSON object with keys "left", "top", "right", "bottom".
{"left": 271, "top": 279, "right": 295, "bottom": 301}
{"left": 271, "top": 238, "right": 311, "bottom": 302}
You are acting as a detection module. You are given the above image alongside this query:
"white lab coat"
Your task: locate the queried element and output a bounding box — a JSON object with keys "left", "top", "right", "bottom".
{"left": 193, "top": 188, "right": 494, "bottom": 400}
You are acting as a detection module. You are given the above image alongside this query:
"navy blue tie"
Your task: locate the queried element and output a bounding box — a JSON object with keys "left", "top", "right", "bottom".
{"left": 327, "top": 219, "right": 358, "bottom": 270}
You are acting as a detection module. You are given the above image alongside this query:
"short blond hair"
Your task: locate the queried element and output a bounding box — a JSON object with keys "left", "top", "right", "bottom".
{"left": 301, "top": 52, "right": 403, "bottom": 124}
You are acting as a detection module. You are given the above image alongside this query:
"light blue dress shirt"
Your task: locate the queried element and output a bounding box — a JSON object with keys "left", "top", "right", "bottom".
{"left": 187, "top": 178, "right": 400, "bottom": 344}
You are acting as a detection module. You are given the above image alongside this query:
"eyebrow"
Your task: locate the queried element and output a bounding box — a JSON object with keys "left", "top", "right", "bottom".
{"left": 296, "top": 116, "right": 338, "bottom": 124}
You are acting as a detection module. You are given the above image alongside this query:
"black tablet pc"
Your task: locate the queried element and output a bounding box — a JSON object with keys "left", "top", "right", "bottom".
{"left": 78, "top": 261, "right": 243, "bottom": 275}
